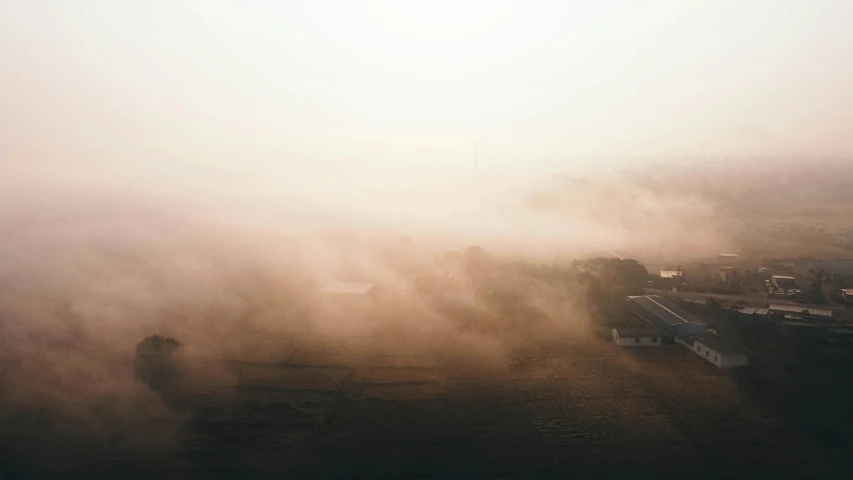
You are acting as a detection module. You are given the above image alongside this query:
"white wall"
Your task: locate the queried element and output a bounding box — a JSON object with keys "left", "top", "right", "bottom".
{"left": 611, "top": 330, "right": 661, "bottom": 347}
{"left": 691, "top": 342, "right": 748, "bottom": 368}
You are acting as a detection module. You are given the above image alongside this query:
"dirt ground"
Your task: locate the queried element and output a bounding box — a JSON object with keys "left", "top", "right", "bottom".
{"left": 3, "top": 333, "right": 851, "bottom": 480}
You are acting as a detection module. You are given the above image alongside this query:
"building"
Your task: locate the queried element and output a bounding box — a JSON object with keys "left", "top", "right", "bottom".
{"left": 611, "top": 328, "right": 663, "bottom": 347}
{"left": 771, "top": 275, "right": 796, "bottom": 288}
{"left": 839, "top": 289, "right": 853, "bottom": 304}
{"left": 676, "top": 336, "right": 749, "bottom": 368}
{"left": 659, "top": 270, "right": 682, "bottom": 279}
{"left": 643, "top": 263, "right": 666, "bottom": 276}
{"left": 627, "top": 295, "right": 707, "bottom": 337}
{"left": 657, "top": 270, "right": 684, "bottom": 288}
{"left": 717, "top": 266, "right": 738, "bottom": 282}
{"left": 776, "top": 319, "right": 821, "bottom": 337}
{"left": 717, "top": 254, "right": 739, "bottom": 263}
{"left": 679, "top": 297, "right": 709, "bottom": 309}
{"left": 768, "top": 303, "right": 832, "bottom": 318}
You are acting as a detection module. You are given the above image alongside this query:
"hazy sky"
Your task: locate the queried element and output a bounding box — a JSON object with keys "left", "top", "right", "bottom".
{"left": 2, "top": 0, "right": 853, "bottom": 187}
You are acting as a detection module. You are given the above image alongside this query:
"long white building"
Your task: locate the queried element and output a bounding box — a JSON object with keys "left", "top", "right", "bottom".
{"left": 611, "top": 328, "right": 663, "bottom": 347}
{"left": 676, "top": 336, "right": 748, "bottom": 368}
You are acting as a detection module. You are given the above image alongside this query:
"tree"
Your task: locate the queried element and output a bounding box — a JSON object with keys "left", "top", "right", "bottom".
{"left": 134, "top": 335, "right": 183, "bottom": 391}
{"left": 579, "top": 257, "right": 648, "bottom": 293}
{"left": 808, "top": 268, "right": 827, "bottom": 303}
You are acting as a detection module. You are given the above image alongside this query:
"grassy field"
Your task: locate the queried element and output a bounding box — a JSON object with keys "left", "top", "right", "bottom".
{"left": 5, "top": 331, "right": 849, "bottom": 479}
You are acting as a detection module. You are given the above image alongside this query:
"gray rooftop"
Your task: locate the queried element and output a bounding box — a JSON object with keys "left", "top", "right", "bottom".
{"left": 768, "top": 304, "right": 832, "bottom": 317}
{"left": 628, "top": 295, "right": 702, "bottom": 326}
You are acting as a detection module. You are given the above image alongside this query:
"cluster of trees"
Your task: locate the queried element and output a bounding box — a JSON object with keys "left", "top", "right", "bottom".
{"left": 573, "top": 257, "right": 648, "bottom": 329}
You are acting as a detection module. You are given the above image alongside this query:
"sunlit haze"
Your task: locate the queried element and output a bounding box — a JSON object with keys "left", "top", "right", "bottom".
{"left": 4, "top": 0, "right": 853, "bottom": 183}
{"left": 6, "top": 2, "right": 853, "bottom": 477}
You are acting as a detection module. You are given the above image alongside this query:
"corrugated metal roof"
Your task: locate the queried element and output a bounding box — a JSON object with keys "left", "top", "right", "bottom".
{"left": 754, "top": 308, "right": 770, "bottom": 315}
{"left": 769, "top": 304, "right": 832, "bottom": 317}
{"left": 739, "top": 307, "right": 758, "bottom": 315}
{"left": 628, "top": 295, "right": 701, "bottom": 326}
{"left": 321, "top": 282, "right": 376, "bottom": 295}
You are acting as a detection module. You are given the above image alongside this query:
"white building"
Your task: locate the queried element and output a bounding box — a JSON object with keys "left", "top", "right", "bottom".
{"left": 768, "top": 303, "right": 832, "bottom": 318}
{"left": 717, "top": 253, "right": 739, "bottom": 264}
{"left": 676, "top": 336, "right": 748, "bottom": 368}
{"left": 611, "top": 328, "right": 663, "bottom": 347}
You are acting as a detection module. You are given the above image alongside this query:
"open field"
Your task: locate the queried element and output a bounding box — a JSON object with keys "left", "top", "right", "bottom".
{"left": 4, "top": 332, "right": 850, "bottom": 479}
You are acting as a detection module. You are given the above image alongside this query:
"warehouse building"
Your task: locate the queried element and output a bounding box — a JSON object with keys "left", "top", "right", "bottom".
{"left": 676, "top": 336, "right": 749, "bottom": 368}
{"left": 627, "top": 295, "right": 707, "bottom": 338}
{"left": 776, "top": 319, "right": 822, "bottom": 337}
{"left": 611, "top": 328, "right": 663, "bottom": 347}
{"left": 717, "top": 253, "right": 739, "bottom": 263}
{"left": 768, "top": 303, "right": 832, "bottom": 318}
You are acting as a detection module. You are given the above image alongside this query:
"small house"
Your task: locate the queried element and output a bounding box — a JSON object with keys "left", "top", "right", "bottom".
{"left": 717, "top": 254, "right": 739, "bottom": 264}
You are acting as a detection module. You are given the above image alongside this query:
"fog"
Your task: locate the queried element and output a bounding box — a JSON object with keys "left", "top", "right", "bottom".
{"left": 0, "top": 159, "right": 730, "bottom": 457}
{"left": 3, "top": 1, "right": 853, "bottom": 475}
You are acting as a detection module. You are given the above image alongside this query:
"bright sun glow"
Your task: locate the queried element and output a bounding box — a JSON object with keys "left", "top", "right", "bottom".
{"left": 379, "top": 0, "right": 504, "bottom": 27}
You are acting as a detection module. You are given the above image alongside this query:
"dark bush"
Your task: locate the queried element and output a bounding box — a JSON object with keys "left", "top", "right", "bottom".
{"left": 134, "top": 335, "right": 183, "bottom": 391}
